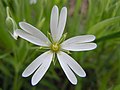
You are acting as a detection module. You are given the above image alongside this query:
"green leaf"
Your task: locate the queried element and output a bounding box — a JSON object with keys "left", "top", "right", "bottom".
{"left": 95, "top": 31, "right": 120, "bottom": 42}
{"left": 88, "top": 16, "right": 120, "bottom": 34}
{"left": 113, "top": 85, "right": 120, "bottom": 90}
{"left": 0, "top": 63, "right": 12, "bottom": 77}
{"left": 0, "top": 53, "right": 9, "bottom": 59}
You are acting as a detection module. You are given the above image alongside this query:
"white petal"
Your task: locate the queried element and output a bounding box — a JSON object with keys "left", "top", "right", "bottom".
{"left": 19, "top": 22, "right": 51, "bottom": 45}
{"left": 22, "top": 51, "right": 52, "bottom": 77}
{"left": 57, "top": 51, "right": 77, "bottom": 85}
{"left": 61, "top": 43, "right": 97, "bottom": 51}
{"left": 50, "top": 5, "right": 59, "bottom": 41}
{"left": 31, "top": 51, "right": 53, "bottom": 86}
{"left": 55, "top": 7, "right": 67, "bottom": 42}
{"left": 61, "top": 35, "right": 96, "bottom": 45}
{"left": 58, "top": 51, "right": 86, "bottom": 77}
{"left": 16, "top": 29, "right": 48, "bottom": 46}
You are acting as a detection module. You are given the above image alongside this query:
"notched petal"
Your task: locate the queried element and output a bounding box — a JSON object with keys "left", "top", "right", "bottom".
{"left": 22, "top": 51, "right": 52, "bottom": 78}
{"left": 31, "top": 51, "right": 53, "bottom": 85}
{"left": 55, "top": 7, "right": 67, "bottom": 42}
{"left": 57, "top": 51, "right": 78, "bottom": 85}
{"left": 57, "top": 51, "right": 86, "bottom": 78}
{"left": 19, "top": 22, "right": 51, "bottom": 45}
{"left": 50, "top": 5, "right": 59, "bottom": 41}
{"left": 16, "top": 29, "right": 48, "bottom": 46}
{"left": 61, "top": 35, "right": 96, "bottom": 46}
{"left": 61, "top": 43, "right": 97, "bottom": 51}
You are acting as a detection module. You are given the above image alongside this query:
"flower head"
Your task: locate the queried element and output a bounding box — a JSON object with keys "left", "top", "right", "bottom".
{"left": 16, "top": 5, "right": 97, "bottom": 85}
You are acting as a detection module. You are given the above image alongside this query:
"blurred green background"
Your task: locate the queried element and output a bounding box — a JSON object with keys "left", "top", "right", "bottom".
{"left": 0, "top": 0, "right": 120, "bottom": 90}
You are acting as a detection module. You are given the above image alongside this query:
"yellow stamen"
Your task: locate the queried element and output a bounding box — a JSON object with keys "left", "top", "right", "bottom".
{"left": 51, "top": 43, "right": 60, "bottom": 52}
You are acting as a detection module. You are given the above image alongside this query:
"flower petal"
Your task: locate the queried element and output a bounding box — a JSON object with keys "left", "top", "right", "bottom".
{"left": 58, "top": 51, "right": 86, "bottom": 77}
{"left": 22, "top": 51, "right": 52, "bottom": 78}
{"left": 16, "top": 29, "right": 48, "bottom": 46}
{"left": 50, "top": 5, "right": 59, "bottom": 41}
{"left": 61, "top": 35, "right": 96, "bottom": 45}
{"left": 19, "top": 22, "right": 51, "bottom": 45}
{"left": 61, "top": 43, "right": 97, "bottom": 51}
{"left": 31, "top": 51, "right": 53, "bottom": 86}
{"left": 55, "top": 7, "right": 67, "bottom": 42}
{"left": 57, "top": 51, "right": 77, "bottom": 85}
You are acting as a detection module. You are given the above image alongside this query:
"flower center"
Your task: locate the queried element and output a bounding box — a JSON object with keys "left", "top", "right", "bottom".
{"left": 51, "top": 43, "right": 60, "bottom": 52}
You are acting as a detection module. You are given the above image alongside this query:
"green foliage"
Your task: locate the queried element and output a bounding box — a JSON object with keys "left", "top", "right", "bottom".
{"left": 0, "top": 0, "right": 120, "bottom": 90}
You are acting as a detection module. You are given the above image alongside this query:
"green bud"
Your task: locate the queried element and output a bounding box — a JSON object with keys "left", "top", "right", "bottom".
{"left": 5, "top": 7, "right": 18, "bottom": 40}
{"left": 6, "top": 17, "right": 13, "bottom": 31}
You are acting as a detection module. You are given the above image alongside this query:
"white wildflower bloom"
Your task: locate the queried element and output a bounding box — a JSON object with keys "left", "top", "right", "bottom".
{"left": 16, "top": 5, "right": 97, "bottom": 86}
{"left": 30, "top": 0, "right": 37, "bottom": 4}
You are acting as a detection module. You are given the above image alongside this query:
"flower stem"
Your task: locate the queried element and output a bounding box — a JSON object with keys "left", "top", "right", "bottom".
{"left": 13, "top": 72, "right": 19, "bottom": 90}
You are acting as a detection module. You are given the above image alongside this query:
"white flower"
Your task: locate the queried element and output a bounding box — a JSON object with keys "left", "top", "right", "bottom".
{"left": 16, "top": 5, "right": 97, "bottom": 86}
{"left": 30, "top": 0, "right": 37, "bottom": 4}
